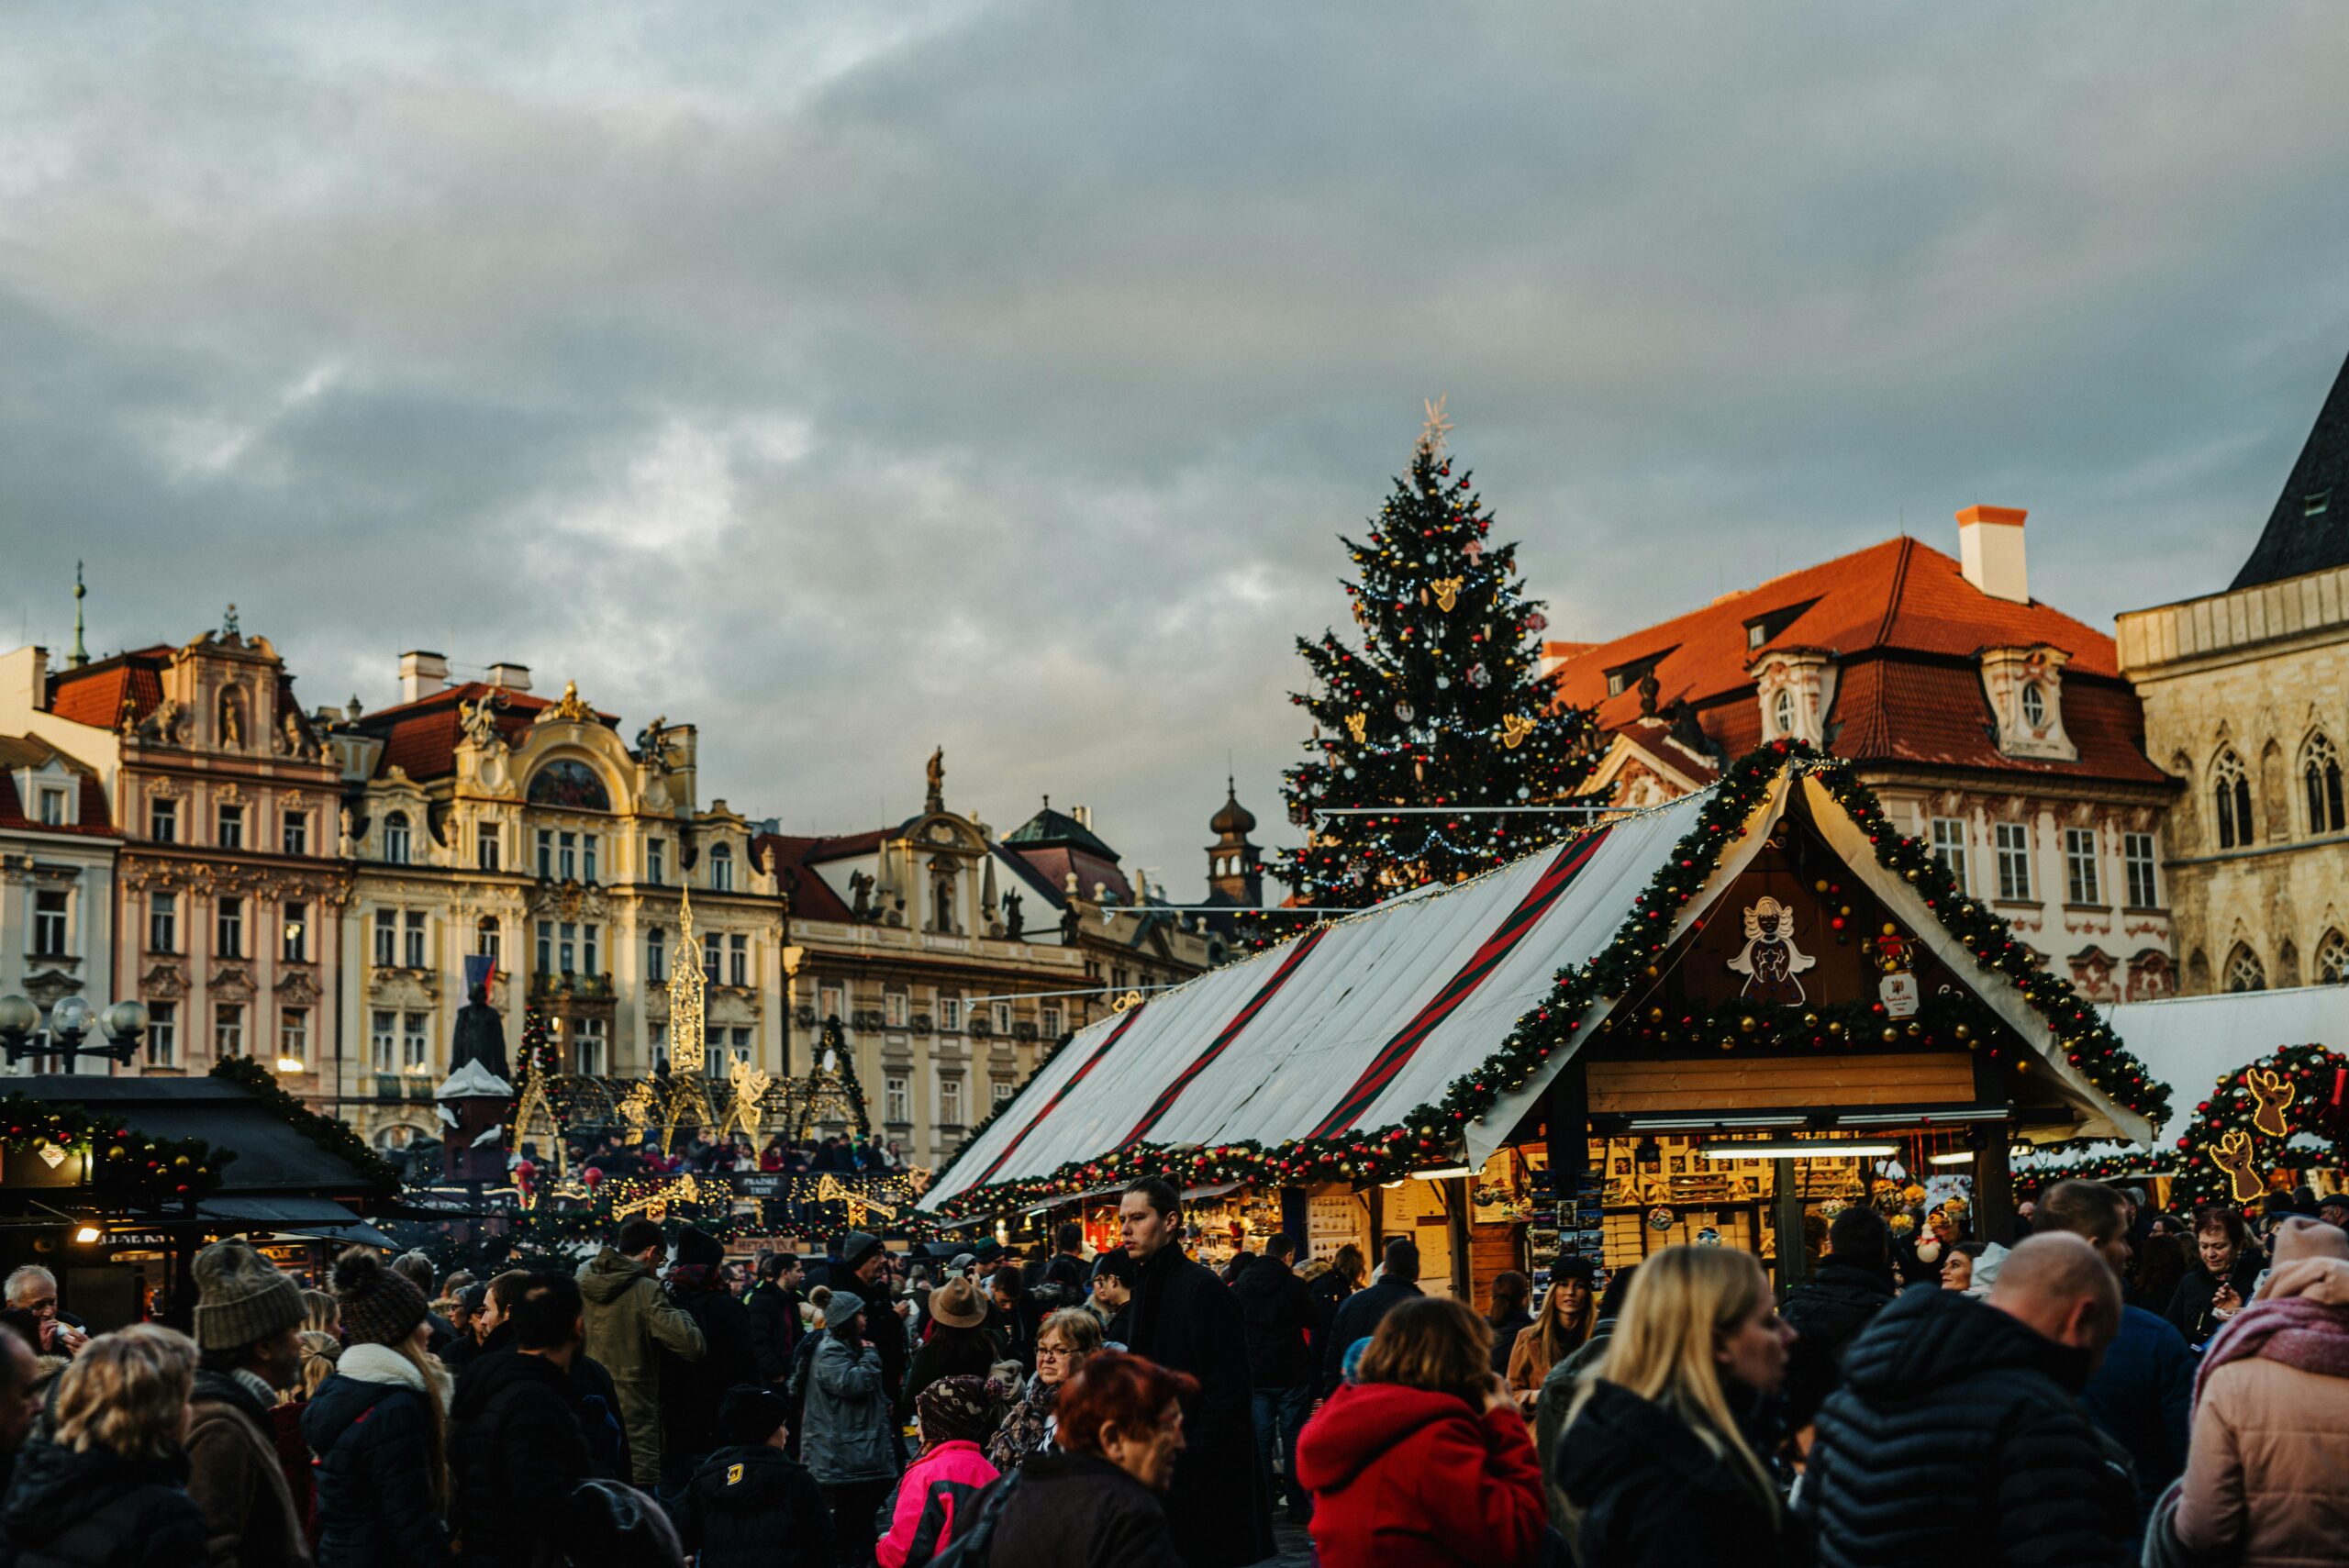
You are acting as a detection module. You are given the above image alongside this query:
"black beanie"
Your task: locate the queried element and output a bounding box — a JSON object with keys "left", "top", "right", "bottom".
{"left": 718, "top": 1384, "right": 789, "bottom": 1447}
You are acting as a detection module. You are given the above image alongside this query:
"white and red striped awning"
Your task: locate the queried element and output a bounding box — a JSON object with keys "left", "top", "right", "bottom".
{"left": 922, "top": 788, "right": 1714, "bottom": 1210}
{"left": 920, "top": 764, "right": 2148, "bottom": 1213}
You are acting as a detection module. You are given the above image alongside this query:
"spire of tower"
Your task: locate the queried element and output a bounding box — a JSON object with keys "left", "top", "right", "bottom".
{"left": 67, "top": 561, "right": 88, "bottom": 669}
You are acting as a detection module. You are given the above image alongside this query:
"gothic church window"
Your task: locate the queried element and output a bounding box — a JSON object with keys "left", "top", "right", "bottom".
{"left": 2223, "top": 943, "right": 2267, "bottom": 994}
{"left": 2304, "top": 734, "right": 2344, "bottom": 835}
{"left": 2212, "top": 751, "right": 2254, "bottom": 850}
{"left": 2318, "top": 929, "right": 2349, "bottom": 985}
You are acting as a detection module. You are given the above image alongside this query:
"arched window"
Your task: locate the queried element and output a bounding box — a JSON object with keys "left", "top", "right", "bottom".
{"left": 1773, "top": 689, "right": 1796, "bottom": 736}
{"left": 2304, "top": 734, "right": 2344, "bottom": 835}
{"left": 2021, "top": 683, "right": 2047, "bottom": 728}
{"left": 2223, "top": 942, "right": 2266, "bottom": 993}
{"left": 2317, "top": 929, "right": 2349, "bottom": 985}
{"left": 474, "top": 916, "right": 500, "bottom": 969}
{"left": 2212, "top": 751, "right": 2253, "bottom": 850}
{"left": 384, "top": 811, "right": 411, "bottom": 865}
{"left": 709, "top": 842, "right": 734, "bottom": 892}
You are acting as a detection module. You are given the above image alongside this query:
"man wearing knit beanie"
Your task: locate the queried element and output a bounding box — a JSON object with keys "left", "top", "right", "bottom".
{"left": 186, "top": 1240, "right": 313, "bottom": 1566}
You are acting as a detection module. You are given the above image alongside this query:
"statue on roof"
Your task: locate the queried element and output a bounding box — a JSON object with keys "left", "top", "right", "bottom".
{"left": 1637, "top": 667, "right": 1661, "bottom": 718}
{"left": 459, "top": 695, "right": 506, "bottom": 751}
{"left": 635, "top": 715, "right": 674, "bottom": 773}
{"left": 925, "top": 746, "right": 946, "bottom": 814}
{"left": 848, "top": 869, "right": 876, "bottom": 921}
{"left": 1004, "top": 889, "right": 1025, "bottom": 940}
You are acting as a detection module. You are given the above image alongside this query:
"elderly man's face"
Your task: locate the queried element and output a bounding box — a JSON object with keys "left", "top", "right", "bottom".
{"left": 8, "top": 1275, "right": 56, "bottom": 1322}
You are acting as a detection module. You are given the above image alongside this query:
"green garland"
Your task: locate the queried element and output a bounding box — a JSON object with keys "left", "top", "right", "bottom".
{"left": 2170, "top": 1042, "right": 2346, "bottom": 1207}
{"left": 0, "top": 1095, "right": 229, "bottom": 1211}
{"left": 931, "top": 740, "right": 2174, "bottom": 1217}
{"left": 210, "top": 1056, "right": 401, "bottom": 1195}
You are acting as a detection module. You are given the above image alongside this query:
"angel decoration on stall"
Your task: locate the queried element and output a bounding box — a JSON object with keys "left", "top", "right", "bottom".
{"left": 1727, "top": 895, "right": 1816, "bottom": 1005}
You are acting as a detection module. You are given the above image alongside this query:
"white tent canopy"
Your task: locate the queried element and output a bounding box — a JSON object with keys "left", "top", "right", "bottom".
{"left": 922, "top": 762, "right": 2148, "bottom": 1213}
{"left": 2017, "top": 985, "right": 2349, "bottom": 1175}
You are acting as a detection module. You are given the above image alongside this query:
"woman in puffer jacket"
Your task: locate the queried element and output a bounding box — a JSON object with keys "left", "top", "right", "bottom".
{"left": 2172, "top": 1218, "right": 2349, "bottom": 1566}
{"left": 300, "top": 1250, "right": 452, "bottom": 1566}
{"left": 1295, "top": 1296, "right": 1547, "bottom": 1568}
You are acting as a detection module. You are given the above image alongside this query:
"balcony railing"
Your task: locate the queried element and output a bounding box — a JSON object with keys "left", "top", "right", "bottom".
{"left": 529, "top": 971, "right": 615, "bottom": 1001}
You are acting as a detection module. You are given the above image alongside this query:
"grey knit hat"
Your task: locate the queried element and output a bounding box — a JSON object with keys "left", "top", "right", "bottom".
{"left": 191, "top": 1240, "right": 306, "bottom": 1352}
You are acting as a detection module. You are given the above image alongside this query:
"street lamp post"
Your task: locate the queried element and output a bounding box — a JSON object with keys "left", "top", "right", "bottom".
{"left": 0, "top": 995, "right": 149, "bottom": 1069}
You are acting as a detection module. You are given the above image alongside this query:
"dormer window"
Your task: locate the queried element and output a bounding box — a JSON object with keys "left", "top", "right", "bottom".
{"left": 1979, "top": 645, "right": 2077, "bottom": 762}
{"left": 1749, "top": 649, "right": 1834, "bottom": 748}
{"left": 1743, "top": 599, "right": 1820, "bottom": 652}
{"left": 2306, "top": 489, "right": 2332, "bottom": 519}
{"left": 1773, "top": 690, "right": 1796, "bottom": 736}
{"left": 37, "top": 786, "right": 67, "bottom": 827}
{"left": 1605, "top": 651, "right": 1673, "bottom": 698}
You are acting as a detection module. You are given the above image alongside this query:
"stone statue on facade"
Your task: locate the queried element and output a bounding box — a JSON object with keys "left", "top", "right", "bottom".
{"left": 849, "top": 869, "right": 875, "bottom": 920}
{"left": 460, "top": 695, "right": 507, "bottom": 751}
{"left": 925, "top": 747, "right": 945, "bottom": 814}
{"left": 1004, "top": 890, "right": 1025, "bottom": 940}
{"left": 636, "top": 715, "right": 674, "bottom": 773}
{"left": 449, "top": 984, "right": 511, "bottom": 1081}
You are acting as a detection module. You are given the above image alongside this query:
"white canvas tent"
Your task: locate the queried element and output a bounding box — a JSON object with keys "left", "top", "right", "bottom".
{"left": 2017, "top": 984, "right": 2349, "bottom": 1177}
{"left": 922, "top": 761, "right": 2150, "bottom": 1213}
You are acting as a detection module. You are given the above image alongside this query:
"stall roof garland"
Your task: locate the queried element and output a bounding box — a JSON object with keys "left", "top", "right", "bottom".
{"left": 0, "top": 1095, "right": 229, "bottom": 1211}
{"left": 928, "top": 740, "right": 2175, "bottom": 1218}
{"left": 210, "top": 1056, "right": 401, "bottom": 1195}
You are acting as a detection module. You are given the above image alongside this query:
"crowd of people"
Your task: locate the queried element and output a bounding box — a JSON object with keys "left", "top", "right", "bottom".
{"left": 0, "top": 1173, "right": 2338, "bottom": 1566}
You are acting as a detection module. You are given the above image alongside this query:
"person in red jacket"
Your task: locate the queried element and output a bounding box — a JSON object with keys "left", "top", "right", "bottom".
{"left": 1296, "top": 1296, "right": 1548, "bottom": 1568}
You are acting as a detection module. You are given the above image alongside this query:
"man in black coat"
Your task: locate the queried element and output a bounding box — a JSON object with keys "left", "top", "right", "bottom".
{"left": 1230, "top": 1231, "right": 1315, "bottom": 1517}
{"left": 1041, "top": 1221, "right": 1089, "bottom": 1295}
{"left": 1777, "top": 1205, "right": 1898, "bottom": 1429}
{"left": 1802, "top": 1233, "right": 2138, "bottom": 1568}
{"left": 662, "top": 1227, "right": 763, "bottom": 1484}
{"left": 1120, "top": 1176, "right": 1274, "bottom": 1568}
{"left": 673, "top": 1385, "right": 829, "bottom": 1568}
{"left": 744, "top": 1251, "right": 807, "bottom": 1386}
{"left": 450, "top": 1272, "right": 600, "bottom": 1565}
{"left": 1319, "top": 1237, "right": 1424, "bottom": 1396}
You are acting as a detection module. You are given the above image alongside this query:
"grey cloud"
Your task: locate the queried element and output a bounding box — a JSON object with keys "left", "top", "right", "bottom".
{"left": 4, "top": 0, "right": 2349, "bottom": 885}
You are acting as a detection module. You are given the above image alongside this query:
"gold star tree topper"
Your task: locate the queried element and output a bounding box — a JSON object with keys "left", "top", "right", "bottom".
{"left": 1416, "top": 395, "right": 1453, "bottom": 458}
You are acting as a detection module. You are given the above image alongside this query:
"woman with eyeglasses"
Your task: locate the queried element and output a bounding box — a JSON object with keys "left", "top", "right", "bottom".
{"left": 988, "top": 1307, "right": 1105, "bottom": 1469}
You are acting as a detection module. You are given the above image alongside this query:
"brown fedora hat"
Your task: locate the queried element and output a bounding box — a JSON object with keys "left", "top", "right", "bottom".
{"left": 930, "top": 1276, "right": 987, "bottom": 1329}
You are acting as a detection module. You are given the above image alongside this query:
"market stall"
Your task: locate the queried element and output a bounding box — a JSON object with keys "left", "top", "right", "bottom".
{"left": 0, "top": 1064, "right": 398, "bottom": 1329}
{"left": 2016, "top": 985, "right": 2349, "bottom": 1206}
{"left": 920, "top": 744, "right": 2168, "bottom": 1296}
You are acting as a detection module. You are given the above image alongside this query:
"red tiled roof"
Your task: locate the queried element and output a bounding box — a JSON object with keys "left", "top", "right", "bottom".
{"left": 753, "top": 834, "right": 858, "bottom": 922}
{"left": 1006, "top": 844, "right": 1131, "bottom": 906}
{"left": 356, "top": 684, "right": 611, "bottom": 781}
{"left": 799, "top": 828, "right": 889, "bottom": 862}
{"left": 0, "top": 736, "right": 117, "bottom": 836}
{"left": 1550, "top": 536, "right": 2165, "bottom": 787}
{"left": 47, "top": 647, "right": 173, "bottom": 730}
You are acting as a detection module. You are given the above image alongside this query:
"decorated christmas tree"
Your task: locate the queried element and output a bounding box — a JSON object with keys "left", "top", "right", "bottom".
{"left": 518, "top": 1006, "right": 559, "bottom": 1085}
{"left": 1278, "top": 400, "right": 1598, "bottom": 907}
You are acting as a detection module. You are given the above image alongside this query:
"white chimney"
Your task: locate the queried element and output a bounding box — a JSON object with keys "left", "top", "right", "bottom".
{"left": 397, "top": 650, "right": 450, "bottom": 705}
{"left": 485, "top": 662, "right": 531, "bottom": 692}
{"left": 1956, "top": 506, "right": 2030, "bottom": 604}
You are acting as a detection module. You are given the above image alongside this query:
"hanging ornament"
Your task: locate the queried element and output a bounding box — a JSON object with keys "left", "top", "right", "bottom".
{"left": 1395, "top": 700, "right": 1415, "bottom": 723}
{"left": 1523, "top": 610, "right": 1549, "bottom": 634}
{"left": 1467, "top": 662, "right": 1490, "bottom": 689}
{"left": 1464, "top": 539, "right": 1484, "bottom": 562}
{"left": 1435, "top": 675, "right": 1451, "bottom": 690}
{"left": 1431, "top": 576, "right": 1464, "bottom": 612}
{"left": 1350, "top": 600, "right": 1368, "bottom": 627}
{"left": 1344, "top": 712, "right": 1368, "bottom": 744}
{"left": 1499, "top": 712, "right": 1535, "bottom": 750}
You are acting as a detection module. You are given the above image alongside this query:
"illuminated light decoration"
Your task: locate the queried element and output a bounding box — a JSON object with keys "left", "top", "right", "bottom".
{"left": 2163, "top": 1043, "right": 2349, "bottom": 1207}
{"left": 928, "top": 740, "right": 2173, "bottom": 1217}
{"left": 669, "top": 887, "right": 707, "bottom": 1077}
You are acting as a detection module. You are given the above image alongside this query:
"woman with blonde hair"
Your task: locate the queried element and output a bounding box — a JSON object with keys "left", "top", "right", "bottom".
{"left": 302, "top": 1249, "right": 453, "bottom": 1563}
{"left": 0, "top": 1324, "right": 212, "bottom": 1565}
{"left": 1553, "top": 1245, "right": 1798, "bottom": 1567}
{"left": 1506, "top": 1258, "right": 1595, "bottom": 1412}
{"left": 301, "top": 1287, "right": 340, "bottom": 1340}
{"left": 1296, "top": 1296, "right": 1547, "bottom": 1568}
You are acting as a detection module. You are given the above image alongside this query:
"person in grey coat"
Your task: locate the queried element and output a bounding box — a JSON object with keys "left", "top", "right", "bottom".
{"left": 794, "top": 1289, "right": 896, "bottom": 1568}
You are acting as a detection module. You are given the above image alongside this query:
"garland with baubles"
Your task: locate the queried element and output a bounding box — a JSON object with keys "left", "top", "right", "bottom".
{"left": 930, "top": 740, "right": 2174, "bottom": 1216}
{"left": 2170, "top": 1043, "right": 2347, "bottom": 1207}
{"left": 0, "top": 1095, "right": 229, "bottom": 1212}
{"left": 212, "top": 1055, "right": 401, "bottom": 1195}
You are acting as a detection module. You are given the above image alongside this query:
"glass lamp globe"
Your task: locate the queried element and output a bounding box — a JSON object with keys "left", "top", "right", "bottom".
{"left": 46, "top": 995, "right": 92, "bottom": 1039}
{"left": 0, "top": 995, "right": 37, "bottom": 1036}
{"left": 103, "top": 999, "right": 150, "bottom": 1040}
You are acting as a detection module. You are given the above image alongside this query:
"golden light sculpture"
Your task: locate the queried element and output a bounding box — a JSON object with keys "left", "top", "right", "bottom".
{"left": 617, "top": 1082, "right": 659, "bottom": 1145}
{"left": 714, "top": 1057, "right": 774, "bottom": 1143}
{"left": 817, "top": 1173, "right": 897, "bottom": 1225}
{"left": 670, "top": 885, "right": 707, "bottom": 1076}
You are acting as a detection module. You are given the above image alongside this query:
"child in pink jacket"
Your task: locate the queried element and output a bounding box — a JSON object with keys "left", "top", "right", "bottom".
{"left": 878, "top": 1375, "right": 1003, "bottom": 1568}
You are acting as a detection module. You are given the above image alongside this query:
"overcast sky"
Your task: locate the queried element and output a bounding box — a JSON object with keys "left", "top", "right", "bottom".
{"left": 6, "top": 2, "right": 2348, "bottom": 893}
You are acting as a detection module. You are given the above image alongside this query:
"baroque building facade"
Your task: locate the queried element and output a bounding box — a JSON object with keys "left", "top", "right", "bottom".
{"left": 1547, "top": 508, "right": 2179, "bottom": 1002}
{"left": 2116, "top": 350, "right": 2349, "bottom": 995}
{"left": 325, "top": 652, "right": 785, "bottom": 1148}
{"left": 2, "top": 617, "right": 351, "bottom": 1086}
{"left": 0, "top": 726, "right": 119, "bottom": 1038}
